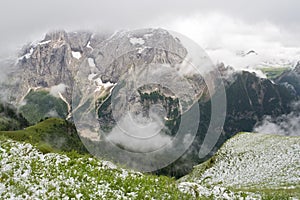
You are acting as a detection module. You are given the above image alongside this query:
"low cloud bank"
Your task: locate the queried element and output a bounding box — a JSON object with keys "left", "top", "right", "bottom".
{"left": 254, "top": 101, "right": 300, "bottom": 136}
{"left": 105, "top": 112, "right": 173, "bottom": 152}
{"left": 167, "top": 13, "right": 300, "bottom": 72}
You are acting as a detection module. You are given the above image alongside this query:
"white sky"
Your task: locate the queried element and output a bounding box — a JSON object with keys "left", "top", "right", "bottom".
{"left": 0, "top": 0, "right": 300, "bottom": 68}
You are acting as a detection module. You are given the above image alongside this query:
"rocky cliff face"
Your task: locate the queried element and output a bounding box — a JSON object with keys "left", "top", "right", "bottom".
{"left": 158, "top": 69, "right": 298, "bottom": 178}
{"left": 2, "top": 28, "right": 212, "bottom": 127}
{"left": 222, "top": 70, "right": 296, "bottom": 134}
{"left": 7, "top": 30, "right": 94, "bottom": 103}
{"left": 4, "top": 28, "right": 205, "bottom": 104}
{"left": 275, "top": 61, "right": 300, "bottom": 95}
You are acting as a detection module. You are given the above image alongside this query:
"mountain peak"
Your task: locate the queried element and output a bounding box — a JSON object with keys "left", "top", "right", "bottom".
{"left": 44, "top": 30, "right": 68, "bottom": 42}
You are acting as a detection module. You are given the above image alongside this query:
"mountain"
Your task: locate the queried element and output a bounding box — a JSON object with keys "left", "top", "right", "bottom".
{"left": 275, "top": 61, "right": 300, "bottom": 96}
{"left": 0, "top": 28, "right": 299, "bottom": 178}
{"left": 222, "top": 70, "right": 296, "bottom": 134}
{"left": 0, "top": 102, "right": 28, "bottom": 131}
{"left": 3, "top": 28, "right": 192, "bottom": 104}
{"left": 0, "top": 28, "right": 299, "bottom": 199}
{"left": 2, "top": 28, "right": 206, "bottom": 124}
{"left": 0, "top": 118, "right": 87, "bottom": 154}
{"left": 18, "top": 90, "right": 69, "bottom": 124}
{"left": 158, "top": 68, "right": 298, "bottom": 177}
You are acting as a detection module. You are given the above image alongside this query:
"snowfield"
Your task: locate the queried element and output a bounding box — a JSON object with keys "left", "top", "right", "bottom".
{"left": 179, "top": 132, "right": 300, "bottom": 199}
{"left": 129, "top": 37, "right": 145, "bottom": 45}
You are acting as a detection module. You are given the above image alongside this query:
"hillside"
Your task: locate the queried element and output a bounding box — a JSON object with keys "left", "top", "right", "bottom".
{"left": 166, "top": 70, "right": 298, "bottom": 178}
{"left": 0, "top": 137, "right": 192, "bottom": 199}
{"left": 19, "top": 90, "right": 69, "bottom": 124}
{"left": 1, "top": 132, "right": 298, "bottom": 199}
{"left": 0, "top": 118, "right": 87, "bottom": 154}
{"left": 179, "top": 132, "right": 300, "bottom": 199}
{"left": 276, "top": 61, "right": 300, "bottom": 96}
{"left": 0, "top": 125, "right": 299, "bottom": 199}
{"left": 0, "top": 102, "right": 28, "bottom": 131}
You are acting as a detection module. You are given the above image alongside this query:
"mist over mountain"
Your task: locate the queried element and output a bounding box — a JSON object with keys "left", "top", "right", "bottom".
{"left": 276, "top": 61, "right": 300, "bottom": 95}
{"left": 253, "top": 64, "right": 300, "bottom": 136}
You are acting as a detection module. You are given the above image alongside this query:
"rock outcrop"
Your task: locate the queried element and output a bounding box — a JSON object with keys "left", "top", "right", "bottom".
{"left": 276, "top": 61, "right": 300, "bottom": 95}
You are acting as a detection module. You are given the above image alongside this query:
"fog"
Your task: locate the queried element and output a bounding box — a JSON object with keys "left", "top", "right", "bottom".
{"left": 254, "top": 101, "right": 300, "bottom": 136}
{"left": 105, "top": 112, "right": 173, "bottom": 152}
{"left": 49, "top": 84, "right": 67, "bottom": 97}
{"left": 165, "top": 13, "right": 300, "bottom": 70}
{"left": 1, "top": 0, "right": 300, "bottom": 68}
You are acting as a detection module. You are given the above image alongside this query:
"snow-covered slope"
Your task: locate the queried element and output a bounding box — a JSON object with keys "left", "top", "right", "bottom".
{"left": 0, "top": 138, "right": 192, "bottom": 200}
{"left": 179, "top": 132, "right": 300, "bottom": 199}
{"left": 0, "top": 131, "right": 299, "bottom": 199}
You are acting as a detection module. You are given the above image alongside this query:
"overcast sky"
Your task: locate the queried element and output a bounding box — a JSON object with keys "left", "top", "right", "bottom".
{"left": 1, "top": 0, "right": 300, "bottom": 67}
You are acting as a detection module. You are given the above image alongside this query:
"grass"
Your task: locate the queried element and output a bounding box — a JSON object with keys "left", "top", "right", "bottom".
{"left": 19, "top": 90, "right": 68, "bottom": 124}
{"left": 0, "top": 121, "right": 299, "bottom": 199}
{"left": 257, "top": 189, "right": 298, "bottom": 200}
{"left": 228, "top": 187, "right": 300, "bottom": 200}
{"left": 0, "top": 118, "right": 87, "bottom": 154}
{"left": 259, "top": 67, "right": 288, "bottom": 79}
{"left": 0, "top": 117, "right": 20, "bottom": 131}
{"left": 0, "top": 137, "right": 195, "bottom": 199}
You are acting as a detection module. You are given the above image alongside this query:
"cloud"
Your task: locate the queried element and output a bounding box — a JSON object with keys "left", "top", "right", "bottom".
{"left": 49, "top": 84, "right": 67, "bottom": 97}
{"left": 1, "top": 0, "right": 300, "bottom": 59}
{"left": 0, "top": 58, "right": 17, "bottom": 82}
{"left": 165, "top": 13, "right": 300, "bottom": 70}
{"left": 46, "top": 109, "right": 59, "bottom": 118}
{"left": 254, "top": 101, "right": 300, "bottom": 136}
{"left": 105, "top": 112, "right": 173, "bottom": 152}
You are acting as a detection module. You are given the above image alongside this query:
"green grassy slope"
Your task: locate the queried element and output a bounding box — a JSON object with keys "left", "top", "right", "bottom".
{"left": 0, "top": 103, "right": 29, "bottom": 131}
{"left": 0, "top": 118, "right": 87, "bottom": 154}
{"left": 19, "top": 90, "right": 69, "bottom": 124}
{"left": 259, "top": 67, "right": 289, "bottom": 79}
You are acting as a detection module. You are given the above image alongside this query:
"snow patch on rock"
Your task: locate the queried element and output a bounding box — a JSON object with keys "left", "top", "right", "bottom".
{"left": 129, "top": 37, "right": 145, "bottom": 45}
{"left": 38, "top": 40, "right": 51, "bottom": 45}
{"left": 19, "top": 48, "right": 34, "bottom": 60}
{"left": 88, "top": 73, "right": 97, "bottom": 81}
{"left": 88, "top": 58, "right": 96, "bottom": 67}
{"left": 71, "top": 51, "right": 81, "bottom": 59}
{"left": 86, "top": 41, "right": 93, "bottom": 49}
{"left": 143, "top": 33, "right": 153, "bottom": 38}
